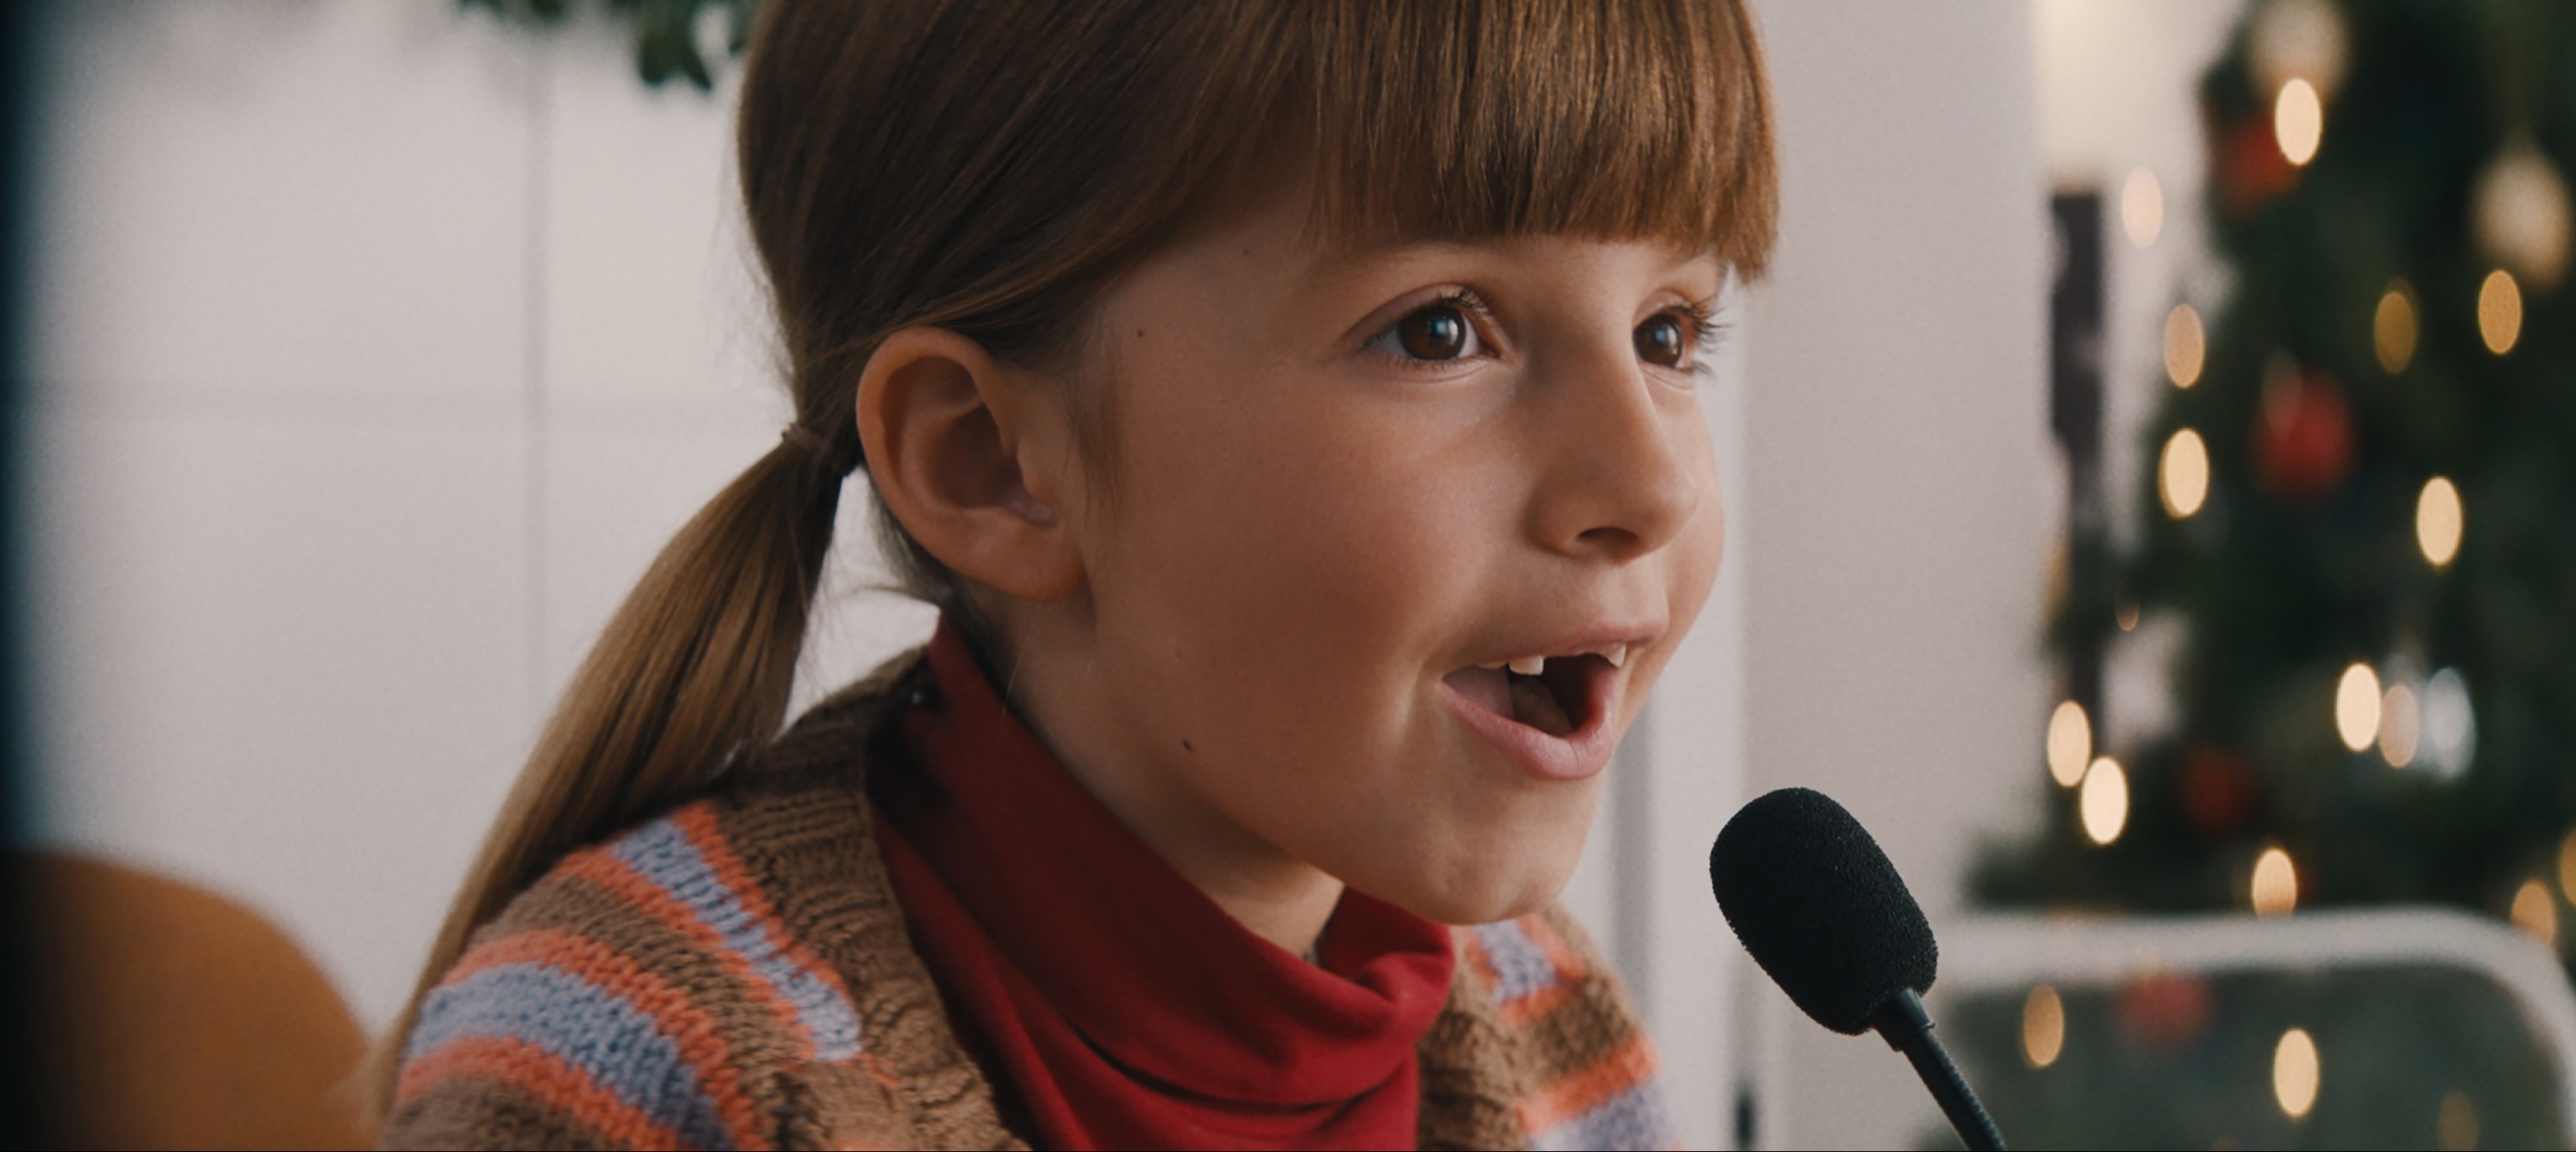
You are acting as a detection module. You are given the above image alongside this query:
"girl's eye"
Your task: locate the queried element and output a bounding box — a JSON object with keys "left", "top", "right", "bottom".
{"left": 1373, "top": 303, "right": 1484, "bottom": 362}
{"left": 1635, "top": 312, "right": 1690, "bottom": 369}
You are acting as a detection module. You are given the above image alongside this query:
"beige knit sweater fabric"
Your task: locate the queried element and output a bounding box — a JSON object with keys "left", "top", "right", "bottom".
{"left": 384, "top": 654, "right": 1678, "bottom": 1150}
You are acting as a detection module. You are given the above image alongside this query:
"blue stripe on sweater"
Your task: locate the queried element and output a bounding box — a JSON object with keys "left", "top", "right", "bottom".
{"left": 1531, "top": 1079, "right": 1682, "bottom": 1152}
{"left": 609, "top": 818, "right": 865, "bottom": 1062}
{"left": 1472, "top": 919, "right": 1563, "bottom": 1003}
{"left": 408, "top": 960, "right": 733, "bottom": 1149}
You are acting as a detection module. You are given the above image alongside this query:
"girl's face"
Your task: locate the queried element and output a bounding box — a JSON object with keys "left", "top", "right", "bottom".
{"left": 1007, "top": 191, "right": 1728, "bottom": 932}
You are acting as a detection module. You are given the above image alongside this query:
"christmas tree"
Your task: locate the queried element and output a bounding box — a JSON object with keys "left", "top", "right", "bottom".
{"left": 1987, "top": 0, "right": 2576, "bottom": 940}
{"left": 1959, "top": 1, "right": 2576, "bottom": 1145}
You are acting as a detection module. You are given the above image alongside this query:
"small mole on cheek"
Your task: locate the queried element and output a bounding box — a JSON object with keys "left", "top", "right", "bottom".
{"left": 1182, "top": 739, "right": 1195, "bottom": 753}
{"left": 1134, "top": 328, "right": 1145, "bottom": 339}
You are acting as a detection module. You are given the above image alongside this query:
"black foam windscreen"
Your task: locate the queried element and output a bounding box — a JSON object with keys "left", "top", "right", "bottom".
{"left": 1710, "top": 787, "right": 1937, "bottom": 1036}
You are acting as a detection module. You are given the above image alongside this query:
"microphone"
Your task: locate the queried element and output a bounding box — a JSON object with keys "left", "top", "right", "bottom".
{"left": 1710, "top": 787, "right": 2006, "bottom": 1151}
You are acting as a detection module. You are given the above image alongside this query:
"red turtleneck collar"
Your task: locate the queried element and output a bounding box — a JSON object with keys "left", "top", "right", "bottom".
{"left": 869, "top": 617, "right": 1457, "bottom": 1150}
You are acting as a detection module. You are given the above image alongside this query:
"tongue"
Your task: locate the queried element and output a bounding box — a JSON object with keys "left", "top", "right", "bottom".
{"left": 1443, "top": 666, "right": 1512, "bottom": 717}
{"left": 1511, "top": 675, "right": 1576, "bottom": 737}
{"left": 1444, "top": 665, "right": 1577, "bottom": 738}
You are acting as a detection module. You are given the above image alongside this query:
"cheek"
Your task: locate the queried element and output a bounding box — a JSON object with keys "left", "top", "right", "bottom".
{"left": 1097, "top": 394, "right": 1488, "bottom": 681}
{"left": 1617, "top": 427, "right": 1728, "bottom": 724}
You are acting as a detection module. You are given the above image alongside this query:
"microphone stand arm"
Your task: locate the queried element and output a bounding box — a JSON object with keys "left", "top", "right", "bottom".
{"left": 1869, "top": 989, "right": 2006, "bottom": 1151}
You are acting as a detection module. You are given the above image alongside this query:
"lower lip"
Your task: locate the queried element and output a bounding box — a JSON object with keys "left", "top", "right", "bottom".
{"left": 1438, "top": 664, "right": 1624, "bottom": 782}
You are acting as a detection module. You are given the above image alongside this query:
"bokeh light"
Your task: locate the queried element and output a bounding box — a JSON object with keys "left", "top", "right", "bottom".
{"left": 2512, "top": 878, "right": 2558, "bottom": 948}
{"left": 2080, "top": 757, "right": 2128, "bottom": 845}
{"left": 2275, "top": 78, "right": 2323, "bottom": 166}
{"left": 2046, "top": 701, "right": 2091, "bottom": 788}
{"left": 2274, "top": 1027, "right": 2321, "bottom": 1119}
{"left": 2163, "top": 304, "right": 2204, "bottom": 388}
{"left": 2252, "top": 845, "right": 2299, "bottom": 916}
{"left": 2479, "top": 269, "right": 2522, "bottom": 354}
{"left": 2373, "top": 281, "right": 2417, "bottom": 373}
{"left": 2379, "top": 681, "right": 2420, "bottom": 767}
{"left": 2421, "top": 668, "right": 2477, "bottom": 780}
{"left": 2021, "top": 985, "right": 2065, "bottom": 1069}
{"left": 2122, "top": 168, "right": 2164, "bottom": 248}
{"left": 2335, "top": 662, "right": 2381, "bottom": 752}
{"left": 2559, "top": 830, "right": 2576, "bottom": 905}
{"left": 2417, "top": 476, "right": 2463, "bottom": 567}
{"left": 2159, "top": 428, "right": 2209, "bottom": 519}
{"left": 2437, "top": 1090, "right": 2480, "bottom": 1152}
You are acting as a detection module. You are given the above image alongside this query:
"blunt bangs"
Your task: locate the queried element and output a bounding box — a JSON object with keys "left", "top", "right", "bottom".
{"left": 1282, "top": 0, "right": 1779, "bottom": 273}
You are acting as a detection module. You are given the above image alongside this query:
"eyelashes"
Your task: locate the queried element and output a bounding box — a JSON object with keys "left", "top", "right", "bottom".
{"left": 1673, "top": 297, "right": 1724, "bottom": 354}
{"left": 1365, "top": 289, "right": 1726, "bottom": 371}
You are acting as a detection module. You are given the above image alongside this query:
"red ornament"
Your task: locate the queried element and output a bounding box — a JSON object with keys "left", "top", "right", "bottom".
{"left": 2254, "top": 368, "right": 2355, "bottom": 504}
{"left": 2180, "top": 744, "right": 2259, "bottom": 836}
{"left": 2118, "top": 972, "right": 2215, "bottom": 1052}
{"left": 2216, "top": 114, "right": 2299, "bottom": 217}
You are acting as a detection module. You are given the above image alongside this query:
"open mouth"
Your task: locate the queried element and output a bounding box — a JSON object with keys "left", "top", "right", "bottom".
{"left": 1440, "top": 653, "right": 1616, "bottom": 738}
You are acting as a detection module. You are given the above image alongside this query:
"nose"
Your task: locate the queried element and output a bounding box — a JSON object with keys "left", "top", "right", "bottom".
{"left": 1524, "top": 347, "right": 1704, "bottom": 562}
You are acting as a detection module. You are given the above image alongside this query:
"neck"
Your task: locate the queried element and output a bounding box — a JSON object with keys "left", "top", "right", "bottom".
{"left": 972, "top": 601, "right": 1349, "bottom": 957}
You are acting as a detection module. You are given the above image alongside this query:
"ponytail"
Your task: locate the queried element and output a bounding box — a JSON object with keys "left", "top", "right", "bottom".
{"left": 364, "top": 424, "right": 857, "bottom": 1116}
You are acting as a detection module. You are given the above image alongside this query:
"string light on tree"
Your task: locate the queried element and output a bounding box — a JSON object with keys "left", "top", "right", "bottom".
{"left": 2379, "top": 678, "right": 2420, "bottom": 768}
{"left": 2437, "top": 1091, "right": 2480, "bottom": 1152}
{"left": 2046, "top": 701, "right": 2091, "bottom": 788}
{"left": 2021, "top": 985, "right": 2064, "bottom": 1069}
{"left": 2275, "top": 78, "right": 2323, "bottom": 167}
{"left": 2251, "top": 845, "right": 2298, "bottom": 916}
{"left": 2511, "top": 878, "right": 2558, "bottom": 948}
{"left": 2373, "top": 281, "right": 2417, "bottom": 374}
{"left": 2416, "top": 477, "right": 2462, "bottom": 568}
{"left": 2558, "top": 830, "right": 2576, "bottom": 904}
{"left": 2472, "top": 136, "right": 2571, "bottom": 290}
{"left": 2335, "top": 662, "right": 2381, "bottom": 752}
{"left": 2080, "top": 757, "right": 2128, "bottom": 845}
{"left": 2273, "top": 1027, "right": 2321, "bottom": 1120}
{"left": 2479, "top": 270, "right": 2522, "bottom": 355}
{"left": 2159, "top": 428, "right": 2210, "bottom": 518}
{"left": 2419, "top": 668, "right": 2477, "bottom": 780}
{"left": 2164, "top": 305, "right": 2204, "bottom": 387}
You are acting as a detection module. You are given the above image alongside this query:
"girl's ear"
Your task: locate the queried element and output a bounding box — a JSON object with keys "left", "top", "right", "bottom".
{"left": 855, "top": 327, "right": 1087, "bottom": 604}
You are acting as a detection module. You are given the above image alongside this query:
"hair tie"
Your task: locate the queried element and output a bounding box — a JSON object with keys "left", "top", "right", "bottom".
{"left": 780, "top": 423, "right": 833, "bottom": 457}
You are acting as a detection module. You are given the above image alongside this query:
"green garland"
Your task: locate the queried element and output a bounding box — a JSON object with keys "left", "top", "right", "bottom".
{"left": 462, "top": 0, "right": 762, "bottom": 90}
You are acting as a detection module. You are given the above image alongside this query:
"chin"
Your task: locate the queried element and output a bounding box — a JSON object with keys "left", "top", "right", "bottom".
{"left": 1375, "top": 838, "right": 1586, "bottom": 927}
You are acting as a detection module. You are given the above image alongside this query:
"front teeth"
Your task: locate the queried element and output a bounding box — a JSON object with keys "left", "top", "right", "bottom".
{"left": 1490, "top": 646, "right": 1631, "bottom": 675}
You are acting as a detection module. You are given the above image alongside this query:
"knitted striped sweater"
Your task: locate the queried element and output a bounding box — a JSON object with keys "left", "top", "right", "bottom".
{"left": 386, "top": 655, "right": 1679, "bottom": 1151}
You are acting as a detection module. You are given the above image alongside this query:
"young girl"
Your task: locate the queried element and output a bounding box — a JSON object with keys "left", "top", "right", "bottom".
{"left": 377, "top": 0, "right": 1775, "bottom": 1147}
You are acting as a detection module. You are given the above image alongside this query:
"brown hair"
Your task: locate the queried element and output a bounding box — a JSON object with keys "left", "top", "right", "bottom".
{"left": 371, "top": 0, "right": 1775, "bottom": 1114}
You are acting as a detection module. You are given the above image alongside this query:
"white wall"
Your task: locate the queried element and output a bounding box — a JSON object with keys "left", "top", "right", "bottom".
{"left": 26, "top": 0, "right": 936, "bottom": 1031}
{"left": 1737, "top": 1, "right": 2053, "bottom": 1147}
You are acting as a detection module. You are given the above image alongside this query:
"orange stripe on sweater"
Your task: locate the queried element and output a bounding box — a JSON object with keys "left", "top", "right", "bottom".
{"left": 1492, "top": 914, "right": 1596, "bottom": 1027}
{"left": 440, "top": 927, "right": 772, "bottom": 1150}
{"left": 556, "top": 840, "right": 820, "bottom": 1060}
{"left": 397, "top": 1034, "right": 687, "bottom": 1151}
{"left": 668, "top": 804, "right": 858, "bottom": 1059}
{"left": 1516, "top": 1034, "right": 1663, "bottom": 1135}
